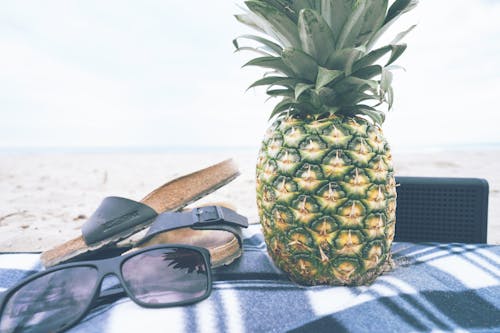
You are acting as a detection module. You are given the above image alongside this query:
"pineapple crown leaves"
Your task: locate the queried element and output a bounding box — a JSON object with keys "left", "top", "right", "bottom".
{"left": 234, "top": 0, "right": 417, "bottom": 125}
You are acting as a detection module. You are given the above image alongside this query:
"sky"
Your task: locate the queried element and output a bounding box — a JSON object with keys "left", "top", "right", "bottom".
{"left": 0, "top": 0, "right": 499, "bottom": 151}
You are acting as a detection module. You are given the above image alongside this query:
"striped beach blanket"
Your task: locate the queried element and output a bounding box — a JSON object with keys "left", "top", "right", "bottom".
{"left": 1, "top": 224, "right": 499, "bottom": 333}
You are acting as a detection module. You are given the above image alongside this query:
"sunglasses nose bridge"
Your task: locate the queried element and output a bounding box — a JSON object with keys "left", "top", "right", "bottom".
{"left": 94, "top": 260, "right": 126, "bottom": 287}
{"left": 96, "top": 270, "right": 129, "bottom": 300}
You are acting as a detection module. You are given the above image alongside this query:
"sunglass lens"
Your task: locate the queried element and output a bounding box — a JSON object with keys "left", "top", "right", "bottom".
{"left": 0, "top": 266, "right": 99, "bottom": 333}
{"left": 121, "top": 247, "right": 210, "bottom": 306}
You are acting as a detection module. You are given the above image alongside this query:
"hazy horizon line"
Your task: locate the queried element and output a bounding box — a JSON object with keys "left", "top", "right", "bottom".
{"left": 1, "top": 141, "right": 500, "bottom": 155}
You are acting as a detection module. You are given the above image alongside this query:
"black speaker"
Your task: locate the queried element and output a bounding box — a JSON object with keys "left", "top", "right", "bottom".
{"left": 394, "top": 177, "right": 489, "bottom": 243}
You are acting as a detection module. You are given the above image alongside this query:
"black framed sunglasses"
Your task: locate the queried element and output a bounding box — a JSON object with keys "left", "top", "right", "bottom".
{"left": 0, "top": 244, "right": 212, "bottom": 333}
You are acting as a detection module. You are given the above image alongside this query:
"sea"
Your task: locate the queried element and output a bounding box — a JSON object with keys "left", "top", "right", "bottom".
{"left": 0, "top": 142, "right": 500, "bottom": 155}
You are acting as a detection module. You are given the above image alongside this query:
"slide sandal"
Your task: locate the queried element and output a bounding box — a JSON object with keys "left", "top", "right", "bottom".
{"left": 130, "top": 204, "right": 248, "bottom": 267}
{"left": 41, "top": 159, "right": 239, "bottom": 267}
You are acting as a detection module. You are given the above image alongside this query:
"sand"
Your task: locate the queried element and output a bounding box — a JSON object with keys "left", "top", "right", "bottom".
{"left": 0, "top": 149, "right": 499, "bottom": 251}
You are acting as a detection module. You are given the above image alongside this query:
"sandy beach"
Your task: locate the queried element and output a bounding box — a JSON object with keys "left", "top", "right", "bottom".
{"left": 0, "top": 149, "right": 499, "bottom": 251}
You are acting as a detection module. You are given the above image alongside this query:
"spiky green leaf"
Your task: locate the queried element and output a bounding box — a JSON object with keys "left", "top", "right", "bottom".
{"left": 335, "top": 91, "right": 378, "bottom": 107}
{"left": 317, "top": 86, "right": 337, "bottom": 103}
{"left": 243, "top": 56, "right": 295, "bottom": 76}
{"left": 236, "top": 2, "right": 298, "bottom": 45}
{"left": 235, "top": 46, "right": 275, "bottom": 56}
{"left": 334, "top": 76, "right": 379, "bottom": 94}
{"left": 309, "top": 89, "right": 322, "bottom": 108}
{"left": 352, "top": 44, "right": 406, "bottom": 71}
{"left": 297, "top": 101, "right": 320, "bottom": 113}
{"left": 356, "top": 92, "right": 382, "bottom": 103}
{"left": 356, "top": 0, "right": 388, "bottom": 46}
{"left": 248, "top": 76, "right": 287, "bottom": 90}
{"left": 295, "top": 83, "right": 314, "bottom": 99}
{"left": 320, "top": 0, "right": 335, "bottom": 32}
{"left": 322, "top": 0, "right": 357, "bottom": 46}
{"left": 234, "top": 14, "right": 266, "bottom": 34}
{"left": 233, "top": 34, "right": 283, "bottom": 55}
{"left": 367, "top": 0, "right": 417, "bottom": 49}
{"left": 346, "top": 46, "right": 366, "bottom": 75}
{"left": 353, "top": 45, "right": 390, "bottom": 70}
{"left": 336, "top": 0, "right": 368, "bottom": 49}
{"left": 291, "top": 0, "right": 320, "bottom": 13}
{"left": 391, "top": 25, "right": 416, "bottom": 45}
{"left": 357, "top": 105, "right": 386, "bottom": 125}
{"left": 385, "top": 44, "right": 407, "bottom": 66}
{"left": 267, "top": 88, "right": 295, "bottom": 98}
{"left": 326, "top": 47, "right": 365, "bottom": 73}
{"left": 385, "top": 0, "right": 418, "bottom": 25}
{"left": 316, "top": 67, "right": 343, "bottom": 89}
{"left": 270, "top": 98, "right": 295, "bottom": 119}
{"left": 264, "top": 0, "right": 300, "bottom": 22}
{"left": 282, "top": 48, "right": 318, "bottom": 81}
{"left": 272, "top": 78, "right": 309, "bottom": 88}
{"left": 298, "top": 8, "right": 335, "bottom": 65}
{"left": 245, "top": 1, "right": 301, "bottom": 47}
{"left": 387, "top": 85, "right": 394, "bottom": 109}
{"left": 380, "top": 68, "right": 393, "bottom": 94}
{"left": 352, "top": 65, "right": 382, "bottom": 79}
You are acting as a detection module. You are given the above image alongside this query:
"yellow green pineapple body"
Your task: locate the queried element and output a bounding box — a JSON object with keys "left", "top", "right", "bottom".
{"left": 256, "top": 115, "right": 396, "bottom": 285}
{"left": 235, "top": 0, "right": 416, "bottom": 285}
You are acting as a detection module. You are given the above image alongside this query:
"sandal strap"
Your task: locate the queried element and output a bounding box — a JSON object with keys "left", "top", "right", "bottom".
{"left": 82, "top": 197, "right": 158, "bottom": 245}
{"left": 137, "top": 206, "right": 249, "bottom": 247}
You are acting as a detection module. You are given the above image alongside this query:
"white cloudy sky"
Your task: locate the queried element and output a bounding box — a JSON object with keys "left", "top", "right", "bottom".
{"left": 0, "top": 0, "right": 499, "bottom": 151}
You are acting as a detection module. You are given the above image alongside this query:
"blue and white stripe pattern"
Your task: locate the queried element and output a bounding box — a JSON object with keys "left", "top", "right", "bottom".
{"left": 1, "top": 224, "right": 499, "bottom": 333}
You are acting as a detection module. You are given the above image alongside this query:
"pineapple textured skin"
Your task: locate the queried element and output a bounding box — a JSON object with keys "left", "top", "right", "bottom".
{"left": 256, "top": 115, "right": 396, "bottom": 285}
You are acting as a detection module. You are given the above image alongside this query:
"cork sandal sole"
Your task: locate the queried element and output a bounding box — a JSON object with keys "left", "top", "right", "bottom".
{"left": 134, "top": 229, "right": 242, "bottom": 268}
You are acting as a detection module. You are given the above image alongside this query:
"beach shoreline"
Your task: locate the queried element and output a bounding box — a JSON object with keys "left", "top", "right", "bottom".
{"left": 1, "top": 149, "right": 498, "bottom": 251}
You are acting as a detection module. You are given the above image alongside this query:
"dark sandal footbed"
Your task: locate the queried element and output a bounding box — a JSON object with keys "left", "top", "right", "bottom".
{"left": 40, "top": 159, "right": 240, "bottom": 267}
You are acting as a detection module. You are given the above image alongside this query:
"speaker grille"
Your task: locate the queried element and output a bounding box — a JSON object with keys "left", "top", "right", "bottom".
{"left": 394, "top": 177, "right": 488, "bottom": 243}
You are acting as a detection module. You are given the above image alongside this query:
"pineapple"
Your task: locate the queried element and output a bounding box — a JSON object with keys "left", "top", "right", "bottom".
{"left": 234, "top": 0, "right": 417, "bottom": 285}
